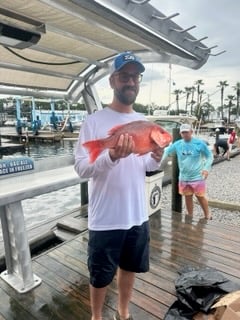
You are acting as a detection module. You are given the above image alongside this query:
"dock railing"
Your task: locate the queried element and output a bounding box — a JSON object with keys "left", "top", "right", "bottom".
{"left": 0, "top": 155, "right": 87, "bottom": 293}
{"left": 0, "top": 154, "right": 167, "bottom": 293}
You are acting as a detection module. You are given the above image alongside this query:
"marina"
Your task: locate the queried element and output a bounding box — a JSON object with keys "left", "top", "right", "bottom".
{"left": 0, "top": 126, "right": 240, "bottom": 318}
{"left": 0, "top": 127, "right": 78, "bottom": 148}
{"left": 0, "top": 0, "right": 239, "bottom": 319}
{"left": 0, "top": 147, "right": 239, "bottom": 318}
{"left": 0, "top": 142, "right": 25, "bottom": 155}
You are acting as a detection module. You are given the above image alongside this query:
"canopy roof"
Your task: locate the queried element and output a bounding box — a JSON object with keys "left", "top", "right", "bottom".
{"left": 0, "top": 0, "right": 215, "bottom": 103}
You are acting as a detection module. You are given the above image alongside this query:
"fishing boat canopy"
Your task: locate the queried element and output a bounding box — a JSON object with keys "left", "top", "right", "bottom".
{"left": 0, "top": 0, "right": 220, "bottom": 111}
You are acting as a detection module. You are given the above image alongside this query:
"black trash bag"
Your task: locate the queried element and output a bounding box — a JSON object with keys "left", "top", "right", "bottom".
{"left": 164, "top": 266, "right": 240, "bottom": 320}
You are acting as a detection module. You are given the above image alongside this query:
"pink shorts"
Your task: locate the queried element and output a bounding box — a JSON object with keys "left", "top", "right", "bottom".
{"left": 178, "top": 180, "right": 206, "bottom": 197}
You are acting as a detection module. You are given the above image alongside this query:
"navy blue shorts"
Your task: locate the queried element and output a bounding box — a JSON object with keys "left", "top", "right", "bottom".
{"left": 88, "top": 221, "right": 150, "bottom": 288}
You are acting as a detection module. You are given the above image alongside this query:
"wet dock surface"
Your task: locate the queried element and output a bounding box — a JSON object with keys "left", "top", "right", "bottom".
{"left": 0, "top": 210, "right": 239, "bottom": 320}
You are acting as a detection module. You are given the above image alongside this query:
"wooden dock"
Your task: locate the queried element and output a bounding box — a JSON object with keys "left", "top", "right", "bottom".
{"left": 1, "top": 131, "right": 63, "bottom": 143}
{"left": 0, "top": 142, "right": 25, "bottom": 155}
{"left": 0, "top": 209, "right": 239, "bottom": 320}
{"left": 0, "top": 130, "right": 78, "bottom": 144}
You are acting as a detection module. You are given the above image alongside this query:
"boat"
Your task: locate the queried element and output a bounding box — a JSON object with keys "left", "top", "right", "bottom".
{"left": 202, "top": 119, "right": 226, "bottom": 134}
{"left": 145, "top": 112, "right": 227, "bottom": 153}
{"left": 145, "top": 112, "right": 197, "bottom": 133}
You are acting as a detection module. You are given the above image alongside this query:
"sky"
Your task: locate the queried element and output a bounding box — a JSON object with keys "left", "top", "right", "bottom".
{"left": 96, "top": 0, "right": 240, "bottom": 111}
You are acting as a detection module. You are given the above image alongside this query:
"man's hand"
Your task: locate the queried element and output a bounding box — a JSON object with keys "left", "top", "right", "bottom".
{"left": 109, "top": 134, "right": 135, "bottom": 161}
{"left": 202, "top": 170, "right": 209, "bottom": 179}
{"left": 151, "top": 147, "right": 164, "bottom": 162}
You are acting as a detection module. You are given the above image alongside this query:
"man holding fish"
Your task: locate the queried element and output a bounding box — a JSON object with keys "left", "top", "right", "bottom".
{"left": 75, "top": 51, "right": 172, "bottom": 320}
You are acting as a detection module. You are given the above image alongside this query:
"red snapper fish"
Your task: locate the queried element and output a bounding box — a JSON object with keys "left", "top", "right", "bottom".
{"left": 82, "top": 120, "right": 172, "bottom": 163}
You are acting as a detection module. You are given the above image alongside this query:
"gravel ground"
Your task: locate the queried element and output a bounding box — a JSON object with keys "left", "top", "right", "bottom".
{"left": 161, "top": 153, "right": 240, "bottom": 226}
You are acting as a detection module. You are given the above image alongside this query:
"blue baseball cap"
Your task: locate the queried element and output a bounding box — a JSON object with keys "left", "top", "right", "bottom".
{"left": 110, "top": 51, "right": 145, "bottom": 74}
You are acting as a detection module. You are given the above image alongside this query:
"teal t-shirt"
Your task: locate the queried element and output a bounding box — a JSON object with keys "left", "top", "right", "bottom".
{"left": 162, "top": 137, "right": 213, "bottom": 181}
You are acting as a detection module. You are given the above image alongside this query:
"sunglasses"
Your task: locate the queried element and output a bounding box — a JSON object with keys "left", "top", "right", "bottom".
{"left": 113, "top": 72, "right": 143, "bottom": 84}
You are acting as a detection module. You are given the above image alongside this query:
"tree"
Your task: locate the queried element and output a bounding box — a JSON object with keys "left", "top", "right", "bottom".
{"left": 233, "top": 82, "right": 240, "bottom": 118}
{"left": 225, "top": 95, "right": 236, "bottom": 124}
{"left": 194, "top": 80, "right": 204, "bottom": 119}
{"left": 200, "top": 102, "right": 215, "bottom": 122}
{"left": 190, "top": 86, "right": 196, "bottom": 115}
{"left": 199, "top": 89, "right": 206, "bottom": 105}
{"left": 195, "top": 90, "right": 206, "bottom": 120}
{"left": 184, "top": 87, "right": 192, "bottom": 112}
{"left": 194, "top": 80, "right": 204, "bottom": 105}
{"left": 173, "top": 89, "right": 182, "bottom": 114}
{"left": 133, "top": 103, "right": 148, "bottom": 114}
{"left": 217, "top": 80, "right": 229, "bottom": 120}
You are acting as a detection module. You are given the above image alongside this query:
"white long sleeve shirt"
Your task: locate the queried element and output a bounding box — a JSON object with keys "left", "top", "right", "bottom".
{"left": 74, "top": 107, "right": 160, "bottom": 231}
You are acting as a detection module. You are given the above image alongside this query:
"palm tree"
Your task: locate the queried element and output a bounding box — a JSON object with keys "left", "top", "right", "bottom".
{"left": 196, "top": 90, "right": 206, "bottom": 120}
{"left": 194, "top": 80, "right": 204, "bottom": 119}
{"left": 173, "top": 89, "right": 182, "bottom": 115}
{"left": 217, "top": 81, "right": 229, "bottom": 120}
{"left": 199, "top": 89, "right": 206, "bottom": 105}
{"left": 184, "top": 87, "right": 192, "bottom": 113}
{"left": 233, "top": 82, "right": 240, "bottom": 118}
{"left": 225, "top": 95, "right": 236, "bottom": 124}
{"left": 201, "top": 102, "right": 214, "bottom": 122}
{"left": 194, "top": 80, "right": 204, "bottom": 105}
{"left": 190, "top": 86, "right": 196, "bottom": 115}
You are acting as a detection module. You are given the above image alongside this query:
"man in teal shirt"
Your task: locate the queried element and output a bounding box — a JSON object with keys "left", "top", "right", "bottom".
{"left": 160, "top": 123, "right": 213, "bottom": 219}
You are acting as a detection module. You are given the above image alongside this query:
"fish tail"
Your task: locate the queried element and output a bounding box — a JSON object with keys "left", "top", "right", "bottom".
{"left": 82, "top": 140, "right": 104, "bottom": 163}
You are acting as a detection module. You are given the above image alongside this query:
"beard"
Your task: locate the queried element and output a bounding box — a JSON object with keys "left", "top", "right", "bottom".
{"left": 114, "top": 85, "right": 138, "bottom": 105}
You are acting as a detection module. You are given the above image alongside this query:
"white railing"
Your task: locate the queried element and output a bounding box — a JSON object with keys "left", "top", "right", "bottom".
{"left": 0, "top": 159, "right": 86, "bottom": 293}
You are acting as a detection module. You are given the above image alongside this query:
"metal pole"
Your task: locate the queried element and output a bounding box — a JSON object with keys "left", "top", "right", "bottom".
{"left": 171, "top": 128, "right": 182, "bottom": 212}
{"left": 31, "top": 97, "right": 36, "bottom": 121}
{"left": 50, "top": 99, "right": 55, "bottom": 112}
{"left": 168, "top": 63, "right": 172, "bottom": 108}
{"left": 215, "top": 128, "right": 220, "bottom": 142}
{"left": 81, "top": 181, "right": 88, "bottom": 206}
{"left": 16, "top": 98, "right": 21, "bottom": 120}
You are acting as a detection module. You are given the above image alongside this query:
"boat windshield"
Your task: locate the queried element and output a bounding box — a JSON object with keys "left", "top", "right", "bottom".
{"left": 153, "top": 120, "right": 180, "bottom": 133}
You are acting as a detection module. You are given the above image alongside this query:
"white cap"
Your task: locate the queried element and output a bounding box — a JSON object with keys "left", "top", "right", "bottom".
{"left": 180, "top": 123, "right": 192, "bottom": 133}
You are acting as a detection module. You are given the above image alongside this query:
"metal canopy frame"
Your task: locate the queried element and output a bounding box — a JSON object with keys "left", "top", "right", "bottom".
{"left": 0, "top": 0, "right": 218, "bottom": 106}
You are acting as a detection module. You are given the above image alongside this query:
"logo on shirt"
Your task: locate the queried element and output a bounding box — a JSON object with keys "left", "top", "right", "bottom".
{"left": 150, "top": 184, "right": 161, "bottom": 209}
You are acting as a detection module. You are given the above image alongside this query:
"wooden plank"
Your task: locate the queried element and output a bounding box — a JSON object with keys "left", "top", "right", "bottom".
{"left": 36, "top": 251, "right": 160, "bottom": 319}
{"left": 151, "top": 212, "right": 239, "bottom": 281}
{"left": 33, "top": 261, "right": 92, "bottom": 318}
{"left": 42, "top": 239, "right": 163, "bottom": 319}
{"left": 151, "top": 222, "right": 240, "bottom": 263}
{"left": 61, "top": 239, "right": 174, "bottom": 319}
{"left": 34, "top": 256, "right": 114, "bottom": 320}
{"left": 0, "top": 286, "right": 36, "bottom": 320}
{"left": 0, "top": 209, "right": 239, "bottom": 320}
{"left": 0, "top": 206, "right": 86, "bottom": 266}
{"left": 56, "top": 217, "right": 88, "bottom": 234}
{"left": 53, "top": 229, "right": 77, "bottom": 242}
{"left": 0, "top": 271, "right": 89, "bottom": 320}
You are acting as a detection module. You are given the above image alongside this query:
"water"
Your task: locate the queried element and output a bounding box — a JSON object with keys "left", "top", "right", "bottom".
{"left": 1, "top": 132, "right": 81, "bottom": 235}
{"left": 22, "top": 184, "right": 82, "bottom": 230}
{"left": 25, "top": 140, "right": 80, "bottom": 227}
{"left": 1, "top": 138, "right": 77, "bottom": 161}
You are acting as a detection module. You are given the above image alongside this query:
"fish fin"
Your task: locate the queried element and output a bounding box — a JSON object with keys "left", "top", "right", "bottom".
{"left": 108, "top": 124, "right": 125, "bottom": 135}
{"left": 150, "top": 128, "right": 172, "bottom": 148}
{"left": 82, "top": 140, "right": 104, "bottom": 163}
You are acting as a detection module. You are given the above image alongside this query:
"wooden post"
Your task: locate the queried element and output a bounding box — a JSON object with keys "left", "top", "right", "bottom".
{"left": 171, "top": 128, "right": 182, "bottom": 212}
{"left": 81, "top": 181, "right": 88, "bottom": 206}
